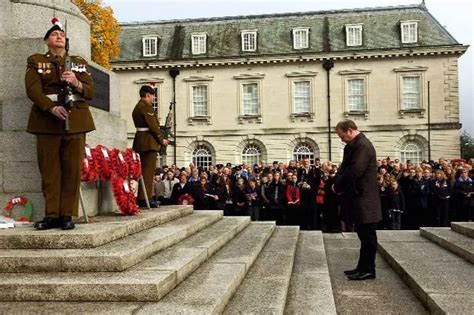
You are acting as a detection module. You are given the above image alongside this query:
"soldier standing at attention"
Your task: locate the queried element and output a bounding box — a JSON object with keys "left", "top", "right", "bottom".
{"left": 132, "top": 86, "right": 169, "bottom": 208}
{"left": 25, "top": 18, "right": 95, "bottom": 230}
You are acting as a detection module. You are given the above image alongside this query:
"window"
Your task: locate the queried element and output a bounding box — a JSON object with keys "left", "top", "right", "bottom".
{"left": 293, "top": 143, "right": 315, "bottom": 165}
{"left": 401, "top": 21, "right": 418, "bottom": 43}
{"left": 345, "top": 24, "right": 362, "bottom": 46}
{"left": 401, "top": 76, "right": 421, "bottom": 110}
{"left": 401, "top": 141, "right": 423, "bottom": 164}
{"left": 242, "top": 144, "right": 262, "bottom": 166}
{"left": 293, "top": 81, "right": 311, "bottom": 113}
{"left": 242, "top": 83, "right": 259, "bottom": 115}
{"left": 142, "top": 37, "right": 158, "bottom": 57}
{"left": 192, "top": 145, "right": 213, "bottom": 169}
{"left": 192, "top": 85, "right": 208, "bottom": 116}
{"left": 241, "top": 31, "right": 257, "bottom": 52}
{"left": 191, "top": 33, "right": 207, "bottom": 54}
{"left": 293, "top": 28, "right": 309, "bottom": 49}
{"left": 151, "top": 87, "right": 159, "bottom": 113}
{"left": 347, "top": 79, "right": 366, "bottom": 111}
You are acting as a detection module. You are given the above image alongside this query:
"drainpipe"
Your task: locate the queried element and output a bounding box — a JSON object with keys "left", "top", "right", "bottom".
{"left": 323, "top": 59, "right": 334, "bottom": 161}
{"left": 169, "top": 68, "right": 180, "bottom": 166}
{"left": 427, "top": 80, "right": 431, "bottom": 161}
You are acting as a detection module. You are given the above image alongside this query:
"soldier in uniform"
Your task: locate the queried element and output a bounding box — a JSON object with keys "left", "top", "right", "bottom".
{"left": 25, "top": 18, "right": 95, "bottom": 230}
{"left": 132, "top": 86, "right": 169, "bottom": 208}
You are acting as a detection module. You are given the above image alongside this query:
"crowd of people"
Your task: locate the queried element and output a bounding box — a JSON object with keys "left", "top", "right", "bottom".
{"left": 150, "top": 157, "right": 474, "bottom": 231}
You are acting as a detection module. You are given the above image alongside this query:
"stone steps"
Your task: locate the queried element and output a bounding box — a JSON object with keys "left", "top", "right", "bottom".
{"left": 0, "top": 205, "right": 193, "bottom": 249}
{"left": 285, "top": 231, "right": 337, "bottom": 315}
{"left": 134, "top": 222, "right": 275, "bottom": 314}
{"left": 451, "top": 221, "right": 474, "bottom": 238}
{"left": 0, "top": 210, "right": 222, "bottom": 273}
{"left": 223, "top": 226, "right": 299, "bottom": 314}
{"left": 0, "top": 216, "right": 249, "bottom": 302}
{"left": 420, "top": 227, "right": 474, "bottom": 263}
{"left": 377, "top": 231, "right": 474, "bottom": 314}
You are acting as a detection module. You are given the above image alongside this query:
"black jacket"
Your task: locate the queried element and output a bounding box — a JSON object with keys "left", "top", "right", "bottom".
{"left": 334, "top": 133, "right": 382, "bottom": 224}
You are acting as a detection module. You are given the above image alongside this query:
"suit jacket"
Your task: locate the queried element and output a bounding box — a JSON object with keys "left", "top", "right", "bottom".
{"left": 25, "top": 52, "right": 95, "bottom": 134}
{"left": 334, "top": 133, "right": 382, "bottom": 225}
{"left": 132, "top": 99, "right": 165, "bottom": 153}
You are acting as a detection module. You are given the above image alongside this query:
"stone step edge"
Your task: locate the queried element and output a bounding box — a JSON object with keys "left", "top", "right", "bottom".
{"left": 224, "top": 226, "right": 300, "bottom": 314}
{"left": 0, "top": 205, "right": 194, "bottom": 249}
{"left": 0, "top": 211, "right": 223, "bottom": 273}
{"left": 451, "top": 222, "right": 474, "bottom": 238}
{"left": 134, "top": 222, "right": 276, "bottom": 314}
{"left": 0, "top": 217, "right": 251, "bottom": 302}
{"left": 377, "top": 241, "right": 445, "bottom": 314}
{"left": 420, "top": 228, "right": 474, "bottom": 264}
{"left": 284, "top": 231, "right": 337, "bottom": 315}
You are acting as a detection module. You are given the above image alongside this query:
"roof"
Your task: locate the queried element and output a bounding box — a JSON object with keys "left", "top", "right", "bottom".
{"left": 112, "top": 4, "right": 461, "bottom": 64}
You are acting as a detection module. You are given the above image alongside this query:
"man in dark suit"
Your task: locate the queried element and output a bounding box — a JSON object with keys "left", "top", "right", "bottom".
{"left": 132, "top": 86, "right": 168, "bottom": 208}
{"left": 333, "top": 120, "right": 382, "bottom": 280}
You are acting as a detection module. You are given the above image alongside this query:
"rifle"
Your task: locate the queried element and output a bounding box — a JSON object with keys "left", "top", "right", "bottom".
{"left": 159, "top": 102, "right": 175, "bottom": 156}
{"left": 58, "top": 19, "right": 73, "bottom": 131}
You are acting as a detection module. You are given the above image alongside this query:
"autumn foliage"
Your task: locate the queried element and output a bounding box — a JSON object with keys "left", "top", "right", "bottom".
{"left": 74, "top": 0, "right": 121, "bottom": 69}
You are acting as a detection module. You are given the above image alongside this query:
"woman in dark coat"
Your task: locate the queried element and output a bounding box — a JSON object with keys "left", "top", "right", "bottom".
{"left": 429, "top": 170, "right": 453, "bottom": 226}
{"left": 192, "top": 175, "right": 217, "bottom": 210}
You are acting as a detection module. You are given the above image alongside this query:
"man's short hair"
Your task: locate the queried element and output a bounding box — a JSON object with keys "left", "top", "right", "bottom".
{"left": 139, "top": 85, "right": 155, "bottom": 98}
{"left": 336, "top": 119, "right": 358, "bottom": 132}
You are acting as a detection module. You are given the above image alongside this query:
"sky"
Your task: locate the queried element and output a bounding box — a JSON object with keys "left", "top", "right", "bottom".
{"left": 103, "top": 0, "right": 473, "bottom": 135}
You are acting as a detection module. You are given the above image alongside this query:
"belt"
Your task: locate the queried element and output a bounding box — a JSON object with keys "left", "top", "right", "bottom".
{"left": 136, "top": 128, "right": 150, "bottom": 131}
{"left": 46, "top": 94, "right": 85, "bottom": 102}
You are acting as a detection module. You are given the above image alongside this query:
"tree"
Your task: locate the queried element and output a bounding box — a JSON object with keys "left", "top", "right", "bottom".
{"left": 460, "top": 130, "right": 474, "bottom": 160}
{"left": 74, "top": 0, "right": 121, "bottom": 69}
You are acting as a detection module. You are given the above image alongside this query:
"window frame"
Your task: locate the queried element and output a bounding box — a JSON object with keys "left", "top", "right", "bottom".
{"left": 192, "top": 144, "right": 213, "bottom": 170}
{"left": 142, "top": 36, "right": 158, "bottom": 57}
{"left": 191, "top": 84, "right": 209, "bottom": 117}
{"left": 400, "top": 21, "right": 418, "bottom": 44}
{"left": 345, "top": 24, "right": 363, "bottom": 47}
{"left": 241, "top": 30, "right": 257, "bottom": 52}
{"left": 339, "top": 70, "right": 371, "bottom": 118}
{"left": 292, "top": 27, "right": 310, "bottom": 50}
{"left": 400, "top": 141, "right": 424, "bottom": 164}
{"left": 293, "top": 142, "right": 315, "bottom": 165}
{"left": 191, "top": 33, "right": 207, "bottom": 55}
{"left": 241, "top": 143, "right": 263, "bottom": 166}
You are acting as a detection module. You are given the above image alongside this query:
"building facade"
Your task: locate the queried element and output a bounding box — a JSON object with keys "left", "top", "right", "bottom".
{"left": 111, "top": 4, "right": 467, "bottom": 168}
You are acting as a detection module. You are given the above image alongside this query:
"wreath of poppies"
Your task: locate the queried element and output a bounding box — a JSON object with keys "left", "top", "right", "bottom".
{"left": 3, "top": 196, "right": 33, "bottom": 222}
{"left": 178, "top": 193, "right": 194, "bottom": 205}
{"left": 81, "top": 145, "right": 143, "bottom": 216}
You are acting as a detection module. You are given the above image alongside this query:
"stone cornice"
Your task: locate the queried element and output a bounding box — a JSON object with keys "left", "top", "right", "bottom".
{"left": 111, "top": 45, "right": 469, "bottom": 71}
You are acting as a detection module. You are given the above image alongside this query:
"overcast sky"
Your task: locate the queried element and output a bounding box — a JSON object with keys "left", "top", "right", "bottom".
{"left": 103, "top": 0, "right": 473, "bottom": 135}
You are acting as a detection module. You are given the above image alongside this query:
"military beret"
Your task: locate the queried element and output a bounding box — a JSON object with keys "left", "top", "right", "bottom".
{"left": 44, "top": 17, "right": 64, "bottom": 40}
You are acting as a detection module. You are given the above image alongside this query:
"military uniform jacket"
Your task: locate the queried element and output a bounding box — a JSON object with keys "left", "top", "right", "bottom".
{"left": 132, "top": 99, "right": 165, "bottom": 153}
{"left": 25, "top": 52, "right": 95, "bottom": 134}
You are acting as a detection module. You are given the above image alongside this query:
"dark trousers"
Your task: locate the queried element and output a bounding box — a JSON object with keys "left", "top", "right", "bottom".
{"left": 355, "top": 223, "right": 378, "bottom": 273}
{"left": 138, "top": 151, "right": 157, "bottom": 201}
{"left": 37, "top": 133, "right": 85, "bottom": 217}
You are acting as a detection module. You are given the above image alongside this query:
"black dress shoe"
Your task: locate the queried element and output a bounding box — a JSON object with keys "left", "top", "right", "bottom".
{"left": 344, "top": 268, "right": 359, "bottom": 276}
{"left": 347, "top": 271, "right": 376, "bottom": 281}
{"left": 59, "top": 216, "right": 75, "bottom": 230}
{"left": 34, "top": 217, "right": 59, "bottom": 230}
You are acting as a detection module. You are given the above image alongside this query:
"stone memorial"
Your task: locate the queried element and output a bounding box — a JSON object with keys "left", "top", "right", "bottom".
{"left": 0, "top": 0, "right": 128, "bottom": 220}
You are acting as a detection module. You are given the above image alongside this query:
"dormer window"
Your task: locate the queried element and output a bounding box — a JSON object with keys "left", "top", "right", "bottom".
{"left": 142, "top": 36, "right": 158, "bottom": 57}
{"left": 241, "top": 30, "right": 257, "bottom": 52}
{"left": 401, "top": 21, "right": 418, "bottom": 43}
{"left": 345, "top": 24, "right": 363, "bottom": 46}
{"left": 191, "top": 33, "right": 207, "bottom": 55}
{"left": 292, "top": 28, "right": 309, "bottom": 49}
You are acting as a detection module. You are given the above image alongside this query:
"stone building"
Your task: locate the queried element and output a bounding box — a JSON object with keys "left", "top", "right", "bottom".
{"left": 111, "top": 3, "right": 467, "bottom": 167}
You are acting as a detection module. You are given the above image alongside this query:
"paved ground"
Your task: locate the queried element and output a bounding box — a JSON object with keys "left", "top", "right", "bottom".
{"left": 323, "top": 233, "right": 428, "bottom": 315}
